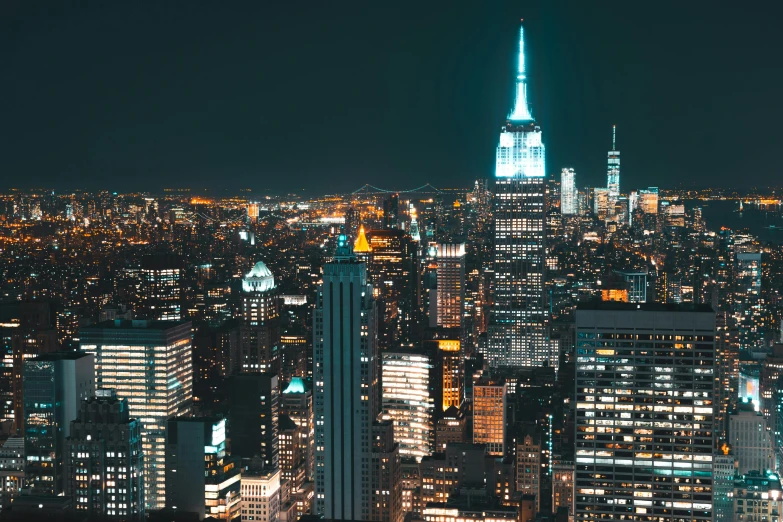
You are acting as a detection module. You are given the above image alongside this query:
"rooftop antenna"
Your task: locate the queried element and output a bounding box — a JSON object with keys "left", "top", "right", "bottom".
{"left": 612, "top": 125, "right": 617, "bottom": 151}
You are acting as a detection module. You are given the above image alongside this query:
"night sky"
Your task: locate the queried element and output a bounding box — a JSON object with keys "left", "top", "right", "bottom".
{"left": 3, "top": 2, "right": 783, "bottom": 194}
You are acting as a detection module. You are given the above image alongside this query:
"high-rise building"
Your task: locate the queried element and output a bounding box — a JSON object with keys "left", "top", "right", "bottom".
{"left": 639, "top": 187, "right": 659, "bottom": 215}
{"left": 280, "top": 377, "right": 314, "bottom": 482}
{"left": 381, "top": 348, "right": 436, "bottom": 461}
{"left": 488, "top": 23, "right": 550, "bottom": 369}
{"left": 8, "top": 301, "right": 58, "bottom": 431}
{"left": 370, "top": 421, "right": 403, "bottom": 522}
{"left": 732, "top": 470, "right": 782, "bottom": 521}
{"left": 516, "top": 434, "right": 541, "bottom": 512}
{"left": 606, "top": 125, "right": 620, "bottom": 206}
{"left": 239, "top": 466, "right": 280, "bottom": 522}
{"left": 139, "top": 254, "right": 183, "bottom": 321}
{"left": 592, "top": 188, "right": 610, "bottom": 220}
{"left": 23, "top": 351, "right": 95, "bottom": 496}
{"left": 433, "top": 243, "right": 466, "bottom": 330}
{"left": 426, "top": 339, "right": 463, "bottom": 412}
{"left": 314, "top": 235, "right": 379, "bottom": 520}
{"left": 64, "top": 389, "right": 144, "bottom": 521}
{"left": 0, "top": 436, "right": 24, "bottom": 511}
{"left": 81, "top": 319, "right": 193, "bottom": 509}
{"left": 239, "top": 261, "right": 281, "bottom": 374}
{"left": 575, "top": 303, "right": 715, "bottom": 522}
{"left": 473, "top": 377, "right": 506, "bottom": 456}
{"left": 166, "top": 417, "right": 241, "bottom": 520}
{"left": 712, "top": 453, "right": 736, "bottom": 522}
{"left": 365, "top": 229, "right": 418, "bottom": 347}
{"left": 228, "top": 373, "right": 279, "bottom": 469}
{"left": 730, "top": 400, "right": 775, "bottom": 475}
{"left": 614, "top": 270, "right": 648, "bottom": 303}
{"left": 560, "top": 168, "right": 577, "bottom": 216}
{"left": 551, "top": 459, "right": 574, "bottom": 516}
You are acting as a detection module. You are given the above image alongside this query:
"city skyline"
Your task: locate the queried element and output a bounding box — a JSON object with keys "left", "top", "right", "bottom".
{"left": 3, "top": 2, "right": 783, "bottom": 193}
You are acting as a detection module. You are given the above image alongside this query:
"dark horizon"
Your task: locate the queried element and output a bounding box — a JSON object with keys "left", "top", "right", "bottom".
{"left": 3, "top": 1, "right": 783, "bottom": 194}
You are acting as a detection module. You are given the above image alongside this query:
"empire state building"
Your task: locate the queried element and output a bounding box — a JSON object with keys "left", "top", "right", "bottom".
{"left": 487, "top": 23, "right": 553, "bottom": 369}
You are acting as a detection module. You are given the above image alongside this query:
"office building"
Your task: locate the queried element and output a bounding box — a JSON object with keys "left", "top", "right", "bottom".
{"left": 606, "top": 125, "right": 620, "bottom": 206}
{"left": 240, "top": 467, "right": 280, "bottom": 522}
{"left": 551, "top": 459, "right": 574, "bottom": 516}
{"left": 422, "top": 489, "right": 521, "bottom": 522}
{"left": 426, "top": 339, "right": 463, "bottom": 411}
{"left": 23, "top": 351, "right": 94, "bottom": 495}
{"left": 166, "top": 417, "right": 241, "bottom": 520}
{"left": 473, "top": 378, "right": 506, "bottom": 456}
{"left": 81, "top": 319, "right": 193, "bottom": 509}
{"left": 736, "top": 252, "right": 762, "bottom": 297}
{"left": 64, "top": 389, "right": 144, "bottom": 521}
{"left": 0, "top": 436, "right": 24, "bottom": 511}
{"left": 240, "top": 261, "right": 281, "bottom": 374}
{"left": 365, "top": 229, "right": 418, "bottom": 347}
{"left": 433, "top": 243, "right": 466, "bottom": 330}
{"left": 370, "top": 421, "right": 403, "bottom": 522}
{"left": 8, "top": 301, "right": 58, "bottom": 431}
{"left": 575, "top": 302, "right": 716, "bottom": 521}
{"left": 733, "top": 470, "right": 782, "bottom": 521}
{"left": 592, "top": 188, "right": 610, "bottom": 221}
{"left": 560, "top": 168, "right": 577, "bottom": 216}
{"left": 488, "top": 23, "right": 550, "bottom": 369}
{"left": 139, "top": 254, "right": 183, "bottom": 321}
{"left": 381, "top": 348, "right": 436, "bottom": 461}
{"left": 516, "top": 434, "right": 540, "bottom": 512}
{"left": 314, "top": 235, "right": 379, "bottom": 520}
{"left": 280, "top": 377, "right": 314, "bottom": 482}
{"left": 228, "top": 373, "right": 279, "bottom": 470}
{"left": 712, "top": 453, "right": 736, "bottom": 522}
{"left": 280, "top": 413, "right": 305, "bottom": 490}
{"left": 639, "top": 187, "right": 659, "bottom": 215}
{"left": 615, "top": 270, "right": 648, "bottom": 303}
{"left": 435, "top": 406, "right": 467, "bottom": 451}
{"left": 730, "top": 400, "right": 775, "bottom": 475}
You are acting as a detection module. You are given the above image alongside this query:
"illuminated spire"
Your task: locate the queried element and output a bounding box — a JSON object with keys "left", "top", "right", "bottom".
{"left": 353, "top": 225, "right": 371, "bottom": 253}
{"left": 508, "top": 22, "right": 533, "bottom": 122}
{"left": 612, "top": 125, "right": 617, "bottom": 151}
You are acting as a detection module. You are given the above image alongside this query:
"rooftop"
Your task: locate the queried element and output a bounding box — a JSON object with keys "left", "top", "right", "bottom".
{"left": 576, "top": 302, "right": 715, "bottom": 313}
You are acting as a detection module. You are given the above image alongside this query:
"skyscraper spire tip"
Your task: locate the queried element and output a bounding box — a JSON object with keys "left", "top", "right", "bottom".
{"left": 508, "top": 21, "right": 533, "bottom": 122}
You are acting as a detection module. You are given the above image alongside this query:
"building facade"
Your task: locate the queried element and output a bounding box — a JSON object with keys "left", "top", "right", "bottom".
{"left": 239, "top": 261, "right": 281, "bottom": 374}
{"left": 166, "top": 417, "right": 241, "bottom": 520}
{"left": 472, "top": 378, "right": 506, "bottom": 456}
{"left": 314, "top": 235, "right": 379, "bottom": 520}
{"left": 23, "top": 351, "right": 95, "bottom": 495}
{"left": 434, "top": 243, "right": 466, "bottom": 330}
{"left": 575, "top": 303, "right": 716, "bottom": 521}
{"left": 560, "top": 168, "right": 577, "bottom": 216}
{"left": 81, "top": 319, "right": 193, "bottom": 509}
{"left": 64, "top": 389, "right": 144, "bottom": 521}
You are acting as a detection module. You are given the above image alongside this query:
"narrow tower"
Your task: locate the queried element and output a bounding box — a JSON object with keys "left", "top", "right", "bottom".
{"left": 487, "top": 23, "right": 552, "bottom": 368}
{"left": 314, "top": 235, "right": 379, "bottom": 520}
{"left": 607, "top": 125, "right": 620, "bottom": 208}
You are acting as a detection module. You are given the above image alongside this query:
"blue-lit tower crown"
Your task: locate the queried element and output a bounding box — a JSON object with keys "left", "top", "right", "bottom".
{"left": 496, "top": 23, "right": 545, "bottom": 179}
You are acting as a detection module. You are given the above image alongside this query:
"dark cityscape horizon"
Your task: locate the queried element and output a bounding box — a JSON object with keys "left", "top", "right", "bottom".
{"left": 3, "top": 2, "right": 783, "bottom": 193}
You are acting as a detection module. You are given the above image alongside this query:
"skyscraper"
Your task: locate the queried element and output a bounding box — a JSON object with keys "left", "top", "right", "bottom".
{"left": 560, "top": 168, "right": 577, "bottom": 216}
{"left": 381, "top": 348, "right": 436, "bottom": 461}
{"left": 606, "top": 125, "right": 620, "bottom": 206}
{"left": 166, "top": 417, "right": 241, "bottom": 520}
{"left": 138, "top": 254, "right": 183, "bottom": 321}
{"left": 488, "top": 23, "right": 551, "bottom": 368}
{"left": 472, "top": 377, "right": 506, "bottom": 456}
{"left": 370, "top": 420, "right": 403, "bottom": 522}
{"left": 433, "top": 243, "right": 466, "bottom": 330}
{"left": 81, "top": 319, "right": 193, "bottom": 509}
{"left": 227, "top": 373, "right": 279, "bottom": 469}
{"left": 64, "top": 389, "right": 144, "bottom": 521}
{"left": 575, "top": 303, "right": 715, "bottom": 522}
{"left": 314, "top": 234, "right": 379, "bottom": 520}
{"left": 239, "top": 261, "right": 280, "bottom": 374}
{"left": 23, "top": 351, "right": 95, "bottom": 495}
